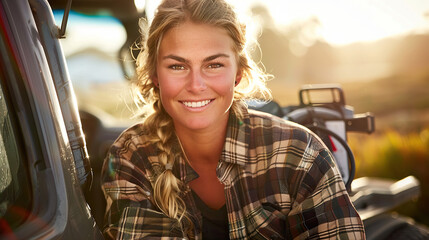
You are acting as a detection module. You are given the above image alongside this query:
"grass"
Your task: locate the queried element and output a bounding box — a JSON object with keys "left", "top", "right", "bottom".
{"left": 349, "top": 128, "right": 429, "bottom": 226}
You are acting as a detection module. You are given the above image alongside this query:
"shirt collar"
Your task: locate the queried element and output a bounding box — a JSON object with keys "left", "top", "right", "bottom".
{"left": 220, "top": 108, "right": 250, "bottom": 166}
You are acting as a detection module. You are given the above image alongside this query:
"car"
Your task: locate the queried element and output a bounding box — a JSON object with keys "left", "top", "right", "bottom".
{"left": 0, "top": 0, "right": 103, "bottom": 238}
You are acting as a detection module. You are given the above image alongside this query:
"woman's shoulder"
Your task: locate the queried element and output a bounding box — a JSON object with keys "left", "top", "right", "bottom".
{"left": 247, "top": 109, "right": 302, "bottom": 127}
{"left": 103, "top": 122, "right": 161, "bottom": 178}
{"left": 247, "top": 109, "right": 313, "bottom": 137}
{"left": 245, "top": 110, "right": 336, "bottom": 184}
{"left": 111, "top": 122, "right": 143, "bottom": 145}
{"left": 246, "top": 109, "right": 326, "bottom": 152}
{"left": 108, "top": 122, "right": 157, "bottom": 158}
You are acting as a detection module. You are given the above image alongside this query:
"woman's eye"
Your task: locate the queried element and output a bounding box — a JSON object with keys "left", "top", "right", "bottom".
{"left": 169, "top": 65, "right": 185, "bottom": 70}
{"left": 208, "top": 63, "right": 223, "bottom": 69}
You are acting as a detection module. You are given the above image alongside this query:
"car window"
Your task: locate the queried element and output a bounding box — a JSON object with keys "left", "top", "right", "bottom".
{"left": 0, "top": 71, "right": 32, "bottom": 231}
{"left": 0, "top": 8, "right": 33, "bottom": 230}
{"left": 54, "top": 11, "right": 135, "bottom": 123}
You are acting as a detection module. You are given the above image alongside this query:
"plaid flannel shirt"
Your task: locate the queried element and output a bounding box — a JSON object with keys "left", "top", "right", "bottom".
{"left": 101, "top": 108, "right": 365, "bottom": 239}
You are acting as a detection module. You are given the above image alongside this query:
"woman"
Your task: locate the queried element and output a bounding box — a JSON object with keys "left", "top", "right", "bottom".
{"left": 101, "top": 0, "right": 365, "bottom": 239}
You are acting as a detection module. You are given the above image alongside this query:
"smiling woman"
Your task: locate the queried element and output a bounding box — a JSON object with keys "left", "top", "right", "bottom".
{"left": 155, "top": 21, "right": 240, "bottom": 133}
{"left": 100, "top": 0, "right": 365, "bottom": 239}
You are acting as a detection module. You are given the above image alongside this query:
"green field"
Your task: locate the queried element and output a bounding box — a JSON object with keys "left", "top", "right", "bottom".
{"left": 349, "top": 130, "right": 429, "bottom": 226}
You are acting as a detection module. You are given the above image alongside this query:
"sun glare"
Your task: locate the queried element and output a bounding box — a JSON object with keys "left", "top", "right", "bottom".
{"left": 134, "top": 0, "right": 146, "bottom": 13}
{"left": 233, "top": 0, "right": 429, "bottom": 46}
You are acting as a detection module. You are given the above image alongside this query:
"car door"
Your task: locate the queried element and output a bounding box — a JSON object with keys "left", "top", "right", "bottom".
{"left": 0, "top": 0, "right": 102, "bottom": 238}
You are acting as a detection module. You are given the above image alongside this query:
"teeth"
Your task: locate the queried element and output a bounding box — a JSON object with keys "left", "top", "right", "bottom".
{"left": 183, "top": 100, "right": 211, "bottom": 108}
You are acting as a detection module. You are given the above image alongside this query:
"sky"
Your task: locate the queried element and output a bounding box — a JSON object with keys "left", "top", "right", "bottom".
{"left": 145, "top": 0, "right": 429, "bottom": 46}
{"left": 57, "top": 0, "right": 429, "bottom": 56}
{"left": 242, "top": 0, "right": 429, "bottom": 46}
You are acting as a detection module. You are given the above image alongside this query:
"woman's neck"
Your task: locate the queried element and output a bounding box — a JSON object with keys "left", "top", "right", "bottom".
{"left": 175, "top": 120, "right": 228, "bottom": 165}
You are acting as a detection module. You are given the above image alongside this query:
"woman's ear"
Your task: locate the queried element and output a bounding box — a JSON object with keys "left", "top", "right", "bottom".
{"left": 152, "top": 76, "right": 159, "bottom": 88}
{"left": 235, "top": 70, "right": 243, "bottom": 86}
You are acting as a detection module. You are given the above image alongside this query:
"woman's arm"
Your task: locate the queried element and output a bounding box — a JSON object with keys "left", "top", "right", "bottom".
{"left": 101, "top": 149, "right": 186, "bottom": 239}
{"left": 286, "top": 148, "right": 365, "bottom": 239}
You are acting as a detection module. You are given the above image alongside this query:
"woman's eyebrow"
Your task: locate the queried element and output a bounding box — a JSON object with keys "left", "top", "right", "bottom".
{"left": 161, "top": 53, "right": 230, "bottom": 63}
{"left": 203, "top": 53, "right": 230, "bottom": 62}
{"left": 162, "top": 55, "right": 189, "bottom": 64}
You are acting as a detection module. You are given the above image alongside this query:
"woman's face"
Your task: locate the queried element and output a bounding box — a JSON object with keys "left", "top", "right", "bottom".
{"left": 154, "top": 21, "right": 241, "bottom": 133}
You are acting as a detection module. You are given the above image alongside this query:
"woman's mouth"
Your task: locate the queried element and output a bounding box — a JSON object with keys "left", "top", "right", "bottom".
{"left": 181, "top": 99, "right": 212, "bottom": 108}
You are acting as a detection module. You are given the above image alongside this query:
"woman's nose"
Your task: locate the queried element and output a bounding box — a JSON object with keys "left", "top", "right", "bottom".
{"left": 187, "top": 70, "right": 207, "bottom": 92}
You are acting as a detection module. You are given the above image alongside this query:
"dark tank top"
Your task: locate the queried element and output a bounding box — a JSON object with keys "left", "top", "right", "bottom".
{"left": 192, "top": 191, "right": 230, "bottom": 240}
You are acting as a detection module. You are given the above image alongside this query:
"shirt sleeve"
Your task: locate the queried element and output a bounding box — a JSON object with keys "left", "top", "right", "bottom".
{"left": 286, "top": 148, "right": 366, "bottom": 239}
{"left": 101, "top": 149, "right": 185, "bottom": 239}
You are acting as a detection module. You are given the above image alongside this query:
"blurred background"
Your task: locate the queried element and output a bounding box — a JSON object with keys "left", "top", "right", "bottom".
{"left": 55, "top": 0, "right": 429, "bottom": 226}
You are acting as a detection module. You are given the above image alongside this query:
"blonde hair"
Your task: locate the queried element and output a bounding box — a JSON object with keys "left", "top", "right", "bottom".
{"left": 133, "top": 0, "right": 272, "bottom": 235}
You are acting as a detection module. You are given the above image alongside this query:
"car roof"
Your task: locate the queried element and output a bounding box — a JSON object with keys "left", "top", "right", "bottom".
{"left": 48, "top": 0, "right": 141, "bottom": 20}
